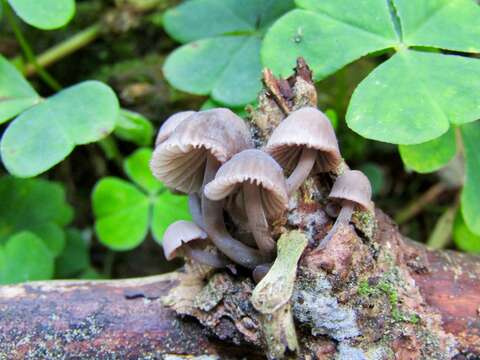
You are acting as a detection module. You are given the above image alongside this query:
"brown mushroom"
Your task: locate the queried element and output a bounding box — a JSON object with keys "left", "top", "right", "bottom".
{"left": 253, "top": 263, "right": 271, "bottom": 283}
{"left": 320, "top": 170, "right": 372, "bottom": 248}
{"left": 163, "top": 220, "right": 228, "bottom": 268}
{"left": 155, "top": 111, "right": 196, "bottom": 146}
{"left": 266, "top": 107, "right": 341, "bottom": 196}
{"left": 153, "top": 110, "right": 204, "bottom": 226}
{"left": 150, "top": 108, "right": 265, "bottom": 268}
{"left": 204, "top": 149, "right": 288, "bottom": 257}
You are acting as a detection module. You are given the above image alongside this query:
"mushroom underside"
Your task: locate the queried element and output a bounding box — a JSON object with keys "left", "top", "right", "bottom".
{"left": 201, "top": 154, "right": 265, "bottom": 269}
{"left": 243, "top": 182, "right": 276, "bottom": 257}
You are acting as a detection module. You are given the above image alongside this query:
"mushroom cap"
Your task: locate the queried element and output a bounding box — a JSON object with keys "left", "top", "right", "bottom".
{"left": 328, "top": 170, "right": 372, "bottom": 210}
{"left": 204, "top": 149, "right": 288, "bottom": 219}
{"left": 150, "top": 108, "right": 253, "bottom": 193}
{"left": 265, "top": 107, "right": 341, "bottom": 173}
{"left": 162, "top": 220, "right": 208, "bottom": 260}
{"left": 155, "top": 111, "right": 196, "bottom": 146}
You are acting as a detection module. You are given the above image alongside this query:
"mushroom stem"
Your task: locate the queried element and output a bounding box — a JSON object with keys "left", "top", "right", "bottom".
{"left": 202, "top": 155, "right": 265, "bottom": 269}
{"left": 286, "top": 147, "right": 316, "bottom": 196}
{"left": 319, "top": 202, "right": 354, "bottom": 249}
{"left": 183, "top": 244, "right": 229, "bottom": 268}
{"left": 243, "top": 182, "right": 276, "bottom": 257}
{"left": 253, "top": 263, "right": 271, "bottom": 283}
{"left": 188, "top": 193, "right": 204, "bottom": 229}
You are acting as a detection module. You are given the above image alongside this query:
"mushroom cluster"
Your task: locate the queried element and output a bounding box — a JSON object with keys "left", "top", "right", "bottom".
{"left": 151, "top": 107, "right": 372, "bottom": 278}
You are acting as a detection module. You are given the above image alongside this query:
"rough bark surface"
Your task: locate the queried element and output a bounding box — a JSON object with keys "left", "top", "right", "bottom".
{"left": 1, "top": 60, "right": 479, "bottom": 360}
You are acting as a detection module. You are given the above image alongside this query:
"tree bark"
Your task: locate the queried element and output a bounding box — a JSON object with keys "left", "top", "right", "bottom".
{"left": 1, "top": 60, "right": 478, "bottom": 359}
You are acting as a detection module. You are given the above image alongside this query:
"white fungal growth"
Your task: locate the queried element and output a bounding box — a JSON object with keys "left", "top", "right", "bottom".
{"left": 292, "top": 276, "right": 361, "bottom": 341}
{"left": 336, "top": 344, "right": 367, "bottom": 360}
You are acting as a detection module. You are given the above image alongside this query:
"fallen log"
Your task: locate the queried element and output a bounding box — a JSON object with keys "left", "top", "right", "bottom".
{"left": 0, "top": 211, "right": 478, "bottom": 359}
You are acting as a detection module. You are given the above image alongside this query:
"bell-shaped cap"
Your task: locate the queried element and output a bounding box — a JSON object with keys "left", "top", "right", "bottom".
{"left": 204, "top": 149, "right": 288, "bottom": 219}
{"left": 328, "top": 170, "right": 372, "bottom": 210}
{"left": 155, "top": 111, "right": 196, "bottom": 146}
{"left": 162, "top": 220, "right": 208, "bottom": 260}
{"left": 151, "top": 108, "right": 253, "bottom": 193}
{"left": 265, "top": 107, "right": 341, "bottom": 173}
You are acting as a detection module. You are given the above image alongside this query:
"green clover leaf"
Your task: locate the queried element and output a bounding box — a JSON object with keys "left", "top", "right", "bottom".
{"left": 460, "top": 121, "right": 480, "bottom": 236}
{"left": 453, "top": 211, "right": 480, "bottom": 253}
{"left": 395, "top": 0, "right": 480, "bottom": 52}
{"left": 92, "top": 148, "right": 191, "bottom": 250}
{"left": 0, "top": 231, "right": 54, "bottom": 284}
{"left": 114, "top": 109, "right": 154, "bottom": 147}
{"left": 55, "top": 228, "right": 90, "bottom": 278}
{"left": 1, "top": 80, "right": 119, "bottom": 177}
{"left": 0, "top": 55, "right": 40, "bottom": 124}
{"left": 0, "top": 176, "right": 73, "bottom": 256}
{"left": 8, "top": 0, "right": 75, "bottom": 30}
{"left": 347, "top": 50, "right": 480, "bottom": 145}
{"left": 262, "top": 1, "right": 398, "bottom": 80}
{"left": 399, "top": 128, "right": 456, "bottom": 173}
{"left": 163, "top": 0, "right": 294, "bottom": 106}
{"left": 262, "top": 0, "right": 480, "bottom": 144}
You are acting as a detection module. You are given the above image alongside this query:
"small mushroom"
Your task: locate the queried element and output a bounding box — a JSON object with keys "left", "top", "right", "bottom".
{"left": 151, "top": 109, "right": 265, "bottom": 268}
{"left": 266, "top": 107, "right": 341, "bottom": 196}
{"left": 320, "top": 170, "right": 372, "bottom": 248}
{"left": 204, "top": 149, "right": 288, "bottom": 257}
{"left": 154, "top": 110, "right": 202, "bottom": 226}
{"left": 155, "top": 111, "right": 196, "bottom": 146}
{"left": 163, "top": 220, "right": 228, "bottom": 268}
{"left": 253, "top": 263, "right": 271, "bottom": 283}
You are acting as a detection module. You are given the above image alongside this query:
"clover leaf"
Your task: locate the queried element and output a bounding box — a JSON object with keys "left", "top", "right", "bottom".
{"left": 347, "top": 50, "right": 480, "bottom": 145}
{"left": 0, "top": 176, "right": 73, "bottom": 256}
{"left": 453, "top": 211, "right": 480, "bottom": 254}
{"left": 262, "top": 1, "right": 397, "bottom": 80}
{"left": 399, "top": 128, "right": 456, "bottom": 173}
{"left": 92, "top": 148, "right": 191, "bottom": 251}
{"left": 0, "top": 231, "right": 54, "bottom": 284}
{"left": 460, "top": 121, "right": 480, "bottom": 236}
{"left": 114, "top": 109, "right": 154, "bottom": 147}
{"left": 0, "top": 55, "right": 40, "bottom": 124}
{"left": 395, "top": 0, "right": 480, "bottom": 52}
{"left": 1, "top": 80, "right": 119, "bottom": 177}
{"left": 55, "top": 228, "right": 90, "bottom": 278}
{"left": 262, "top": 0, "right": 480, "bottom": 144}
{"left": 163, "top": 0, "right": 294, "bottom": 106}
{"left": 8, "top": 0, "right": 75, "bottom": 30}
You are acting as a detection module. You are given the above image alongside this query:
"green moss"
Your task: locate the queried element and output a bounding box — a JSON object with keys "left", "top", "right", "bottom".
{"left": 353, "top": 209, "right": 376, "bottom": 240}
{"left": 358, "top": 279, "right": 419, "bottom": 324}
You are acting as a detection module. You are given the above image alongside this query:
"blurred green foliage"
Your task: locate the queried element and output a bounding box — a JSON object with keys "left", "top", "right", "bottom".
{"left": 92, "top": 148, "right": 191, "bottom": 251}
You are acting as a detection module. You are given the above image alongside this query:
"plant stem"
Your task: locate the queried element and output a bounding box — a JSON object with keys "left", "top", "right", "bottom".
{"left": 18, "top": 0, "right": 168, "bottom": 77}
{"left": 395, "top": 183, "right": 447, "bottom": 224}
{"left": 4, "top": 2, "right": 62, "bottom": 91}
{"left": 98, "top": 136, "right": 124, "bottom": 168}
{"left": 102, "top": 250, "right": 115, "bottom": 277}
{"left": 426, "top": 202, "right": 459, "bottom": 250}
{"left": 23, "top": 24, "right": 102, "bottom": 77}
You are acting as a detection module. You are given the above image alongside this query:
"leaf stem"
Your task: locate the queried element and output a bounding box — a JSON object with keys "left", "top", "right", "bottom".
{"left": 23, "top": 24, "right": 102, "bottom": 77}
{"left": 4, "top": 1, "right": 62, "bottom": 91}
{"left": 18, "top": 0, "right": 167, "bottom": 77}
{"left": 395, "top": 182, "right": 447, "bottom": 224}
{"left": 102, "top": 250, "right": 115, "bottom": 277}
{"left": 98, "top": 136, "right": 124, "bottom": 168}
